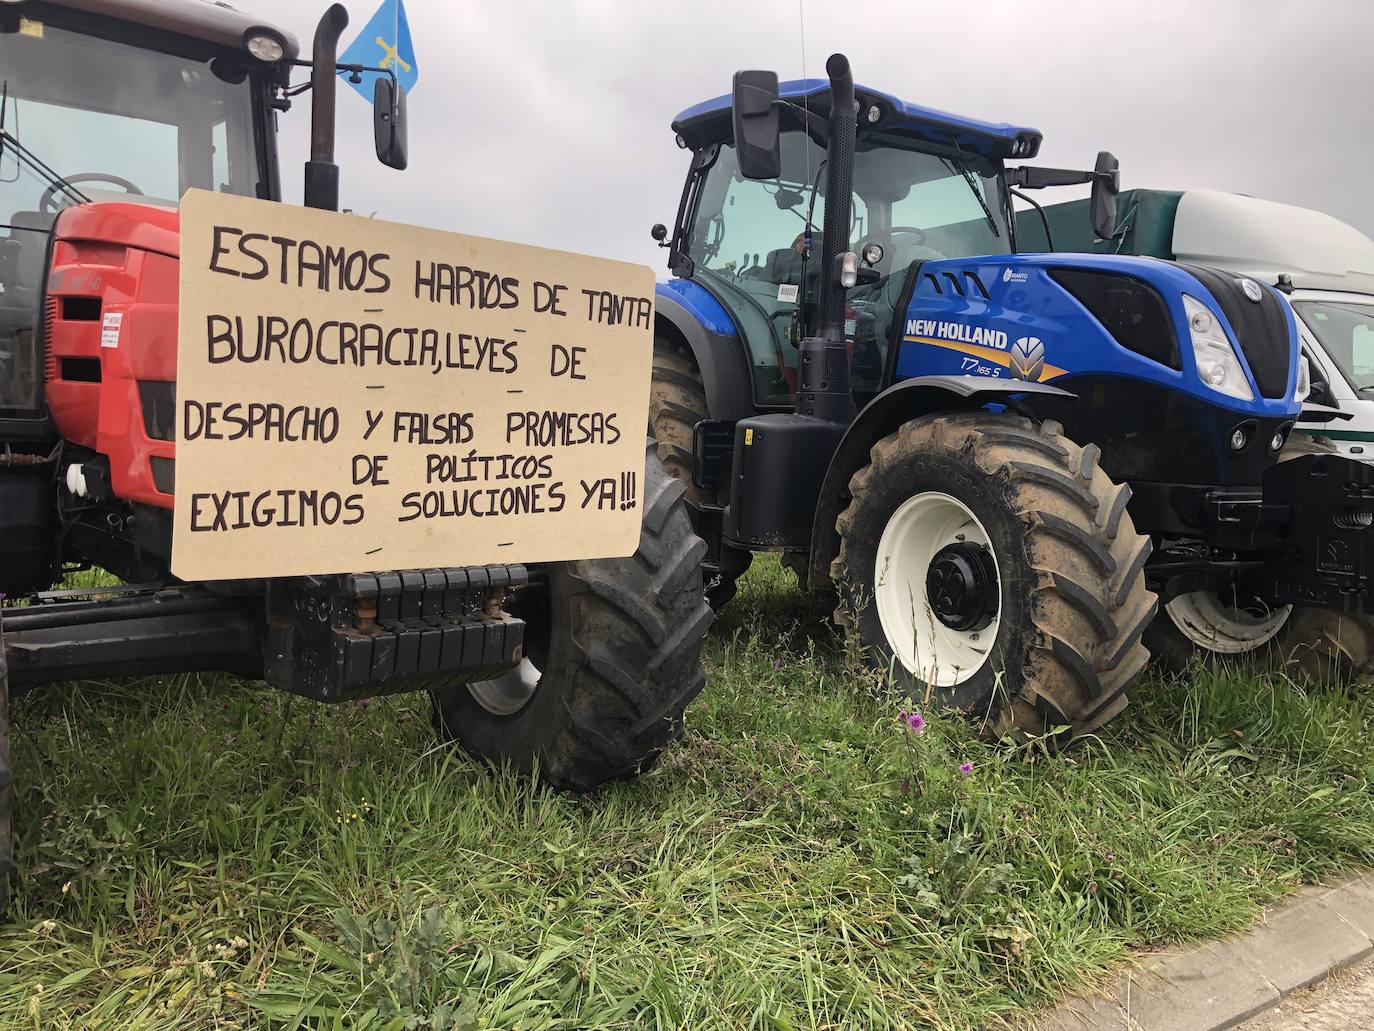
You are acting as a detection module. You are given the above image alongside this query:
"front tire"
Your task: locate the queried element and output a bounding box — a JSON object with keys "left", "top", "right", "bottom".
{"left": 430, "top": 441, "right": 713, "bottom": 791}
{"left": 1143, "top": 590, "right": 1291, "bottom": 673}
{"left": 832, "top": 412, "right": 1156, "bottom": 740}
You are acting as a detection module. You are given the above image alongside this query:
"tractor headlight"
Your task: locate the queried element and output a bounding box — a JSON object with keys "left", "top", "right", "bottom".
{"left": 1294, "top": 353, "right": 1311, "bottom": 403}
{"left": 1183, "top": 294, "right": 1253, "bottom": 402}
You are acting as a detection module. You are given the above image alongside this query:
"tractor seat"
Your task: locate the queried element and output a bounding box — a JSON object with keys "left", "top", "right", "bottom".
{"left": 1, "top": 210, "right": 56, "bottom": 309}
{"left": 762, "top": 246, "right": 804, "bottom": 285}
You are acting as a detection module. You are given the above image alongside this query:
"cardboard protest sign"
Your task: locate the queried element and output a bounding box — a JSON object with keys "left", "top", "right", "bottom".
{"left": 171, "top": 190, "right": 654, "bottom": 580}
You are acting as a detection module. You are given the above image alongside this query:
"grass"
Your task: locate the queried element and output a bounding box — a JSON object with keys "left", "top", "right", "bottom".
{"left": 1, "top": 557, "right": 1372, "bottom": 1030}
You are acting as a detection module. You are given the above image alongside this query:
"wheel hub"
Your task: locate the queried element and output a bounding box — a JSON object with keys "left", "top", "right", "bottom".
{"left": 873, "top": 490, "right": 1002, "bottom": 687}
{"left": 1164, "top": 590, "right": 1291, "bottom": 653}
{"left": 925, "top": 541, "right": 999, "bottom": 632}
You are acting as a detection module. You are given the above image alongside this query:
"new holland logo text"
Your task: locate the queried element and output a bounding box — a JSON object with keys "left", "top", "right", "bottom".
{"left": 904, "top": 319, "right": 1009, "bottom": 350}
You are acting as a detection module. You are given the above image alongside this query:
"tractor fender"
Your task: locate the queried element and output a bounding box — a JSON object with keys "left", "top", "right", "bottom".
{"left": 654, "top": 283, "right": 756, "bottom": 421}
{"left": 805, "top": 375, "right": 1077, "bottom": 590}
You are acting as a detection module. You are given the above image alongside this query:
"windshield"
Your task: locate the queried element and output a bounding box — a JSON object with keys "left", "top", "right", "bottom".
{"left": 0, "top": 18, "right": 260, "bottom": 416}
{"left": 1293, "top": 299, "right": 1374, "bottom": 393}
{"left": 686, "top": 129, "right": 1009, "bottom": 404}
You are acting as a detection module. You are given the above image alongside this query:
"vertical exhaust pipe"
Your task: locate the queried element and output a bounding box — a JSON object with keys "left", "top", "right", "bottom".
{"left": 816, "top": 53, "right": 855, "bottom": 344}
{"left": 304, "top": 3, "right": 349, "bottom": 211}
{"left": 795, "top": 53, "right": 857, "bottom": 424}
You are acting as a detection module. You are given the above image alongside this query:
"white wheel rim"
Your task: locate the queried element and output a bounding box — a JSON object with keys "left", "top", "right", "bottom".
{"left": 873, "top": 491, "right": 1000, "bottom": 687}
{"left": 1165, "top": 591, "right": 1291, "bottom": 654}
{"left": 467, "top": 657, "right": 542, "bottom": 716}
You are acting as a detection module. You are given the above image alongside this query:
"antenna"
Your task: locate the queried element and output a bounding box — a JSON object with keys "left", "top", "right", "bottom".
{"left": 797, "top": 0, "right": 810, "bottom": 191}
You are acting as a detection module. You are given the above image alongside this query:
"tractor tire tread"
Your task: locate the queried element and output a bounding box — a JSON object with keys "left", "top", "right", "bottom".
{"left": 432, "top": 441, "right": 712, "bottom": 791}
{"left": 832, "top": 410, "right": 1156, "bottom": 742}
{"left": 650, "top": 335, "right": 749, "bottom": 612}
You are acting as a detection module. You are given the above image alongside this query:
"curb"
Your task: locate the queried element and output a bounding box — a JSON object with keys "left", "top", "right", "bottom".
{"left": 1033, "top": 874, "right": 1374, "bottom": 1031}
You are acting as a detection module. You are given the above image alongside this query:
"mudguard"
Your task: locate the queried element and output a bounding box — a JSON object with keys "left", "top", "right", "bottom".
{"left": 804, "top": 375, "right": 1075, "bottom": 589}
{"left": 654, "top": 281, "right": 756, "bottom": 421}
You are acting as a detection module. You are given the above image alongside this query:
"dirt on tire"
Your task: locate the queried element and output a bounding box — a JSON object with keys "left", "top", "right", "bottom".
{"left": 831, "top": 411, "right": 1157, "bottom": 741}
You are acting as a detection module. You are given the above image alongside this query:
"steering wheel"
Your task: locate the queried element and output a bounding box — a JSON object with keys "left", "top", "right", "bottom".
{"left": 884, "top": 226, "right": 929, "bottom": 246}
{"left": 40, "top": 173, "right": 144, "bottom": 215}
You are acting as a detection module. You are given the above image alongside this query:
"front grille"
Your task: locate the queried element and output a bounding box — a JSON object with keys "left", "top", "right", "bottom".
{"left": 43, "top": 296, "right": 59, "bottom": 383}
{"left": 1182, "top": 265, "right": 1291, "bottom": 399}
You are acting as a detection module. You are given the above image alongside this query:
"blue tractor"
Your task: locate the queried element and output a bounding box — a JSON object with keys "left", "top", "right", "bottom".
{"left": 648, "top": 55, "right": 1374, "bottom": 739}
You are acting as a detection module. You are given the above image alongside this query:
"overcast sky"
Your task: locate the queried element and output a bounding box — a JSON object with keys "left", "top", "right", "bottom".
{"left": 237, "top": 0, "right": 1373, "bottom": 269}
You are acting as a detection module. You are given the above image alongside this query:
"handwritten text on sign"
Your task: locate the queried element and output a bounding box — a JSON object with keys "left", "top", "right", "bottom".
{"left": 171, "top": 190, "right": 654, "bottom": 580}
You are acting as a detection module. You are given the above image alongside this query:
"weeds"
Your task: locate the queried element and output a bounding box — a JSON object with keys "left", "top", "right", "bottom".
{"left": 1, "top": 556, "right": 1371, "bottom": 1029}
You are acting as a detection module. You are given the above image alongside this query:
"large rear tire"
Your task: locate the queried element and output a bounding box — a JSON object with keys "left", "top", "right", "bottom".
{"left": 430, "top": 441, "right": 713, "bottom": 792}
{"left": 832, "top": 412, "right": 1156, "bottom": 740}
{"left": 1145, "top": 432, "right": 1374, "bottom": 686}
{"left": 649, "top": 334, "right": 749, "bottom": 609}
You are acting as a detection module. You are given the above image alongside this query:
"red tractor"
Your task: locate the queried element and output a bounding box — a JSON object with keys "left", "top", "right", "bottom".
{"left": 0, "top": 0, "right": 710, "bottom": 911}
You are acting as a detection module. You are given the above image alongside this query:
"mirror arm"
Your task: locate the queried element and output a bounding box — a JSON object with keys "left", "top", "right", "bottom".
{"left": 1004, "top": 165, "right": 1103, "bottom": 190}
{"left": 286, "top": 60, "right": 398, "bottom": 86}
{"left": 775, "top": 100, "right": 831, "bottom": 144}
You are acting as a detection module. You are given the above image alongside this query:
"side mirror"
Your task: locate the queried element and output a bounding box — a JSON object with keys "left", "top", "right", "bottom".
{"left": 731, "top": 69, "right": 781, "bottom": 180}
{"left": 1308, "top": 364, "right": 1335, "bottom": 408}
{"left": 1089, "top": 150, "right": 1120, "bottom": 241}
{"left": 373, "top": 77, "right": 408, "bottom": 171}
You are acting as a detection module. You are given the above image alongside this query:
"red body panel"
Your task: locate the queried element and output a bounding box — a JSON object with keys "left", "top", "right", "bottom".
{"left": 45, "top": 202, "right": 182, "bottom": 509}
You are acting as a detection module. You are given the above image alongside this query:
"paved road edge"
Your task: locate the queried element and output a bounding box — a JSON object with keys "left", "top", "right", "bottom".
{"left": 1033, "top": 874, "right": 1374, "bottom": 1031}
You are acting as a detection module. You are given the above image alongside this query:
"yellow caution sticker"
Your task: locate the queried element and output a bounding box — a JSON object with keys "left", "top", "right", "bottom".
{"left": 744, "top": 428, "right": 753, "bottom": 446}
{"left": 19, "top": 18, "right": 43, "bottom": 37}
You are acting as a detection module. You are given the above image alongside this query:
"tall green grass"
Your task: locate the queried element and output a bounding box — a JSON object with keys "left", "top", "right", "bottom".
{"left": 1, "top": 557, "right": 1371, "bottom": 1029}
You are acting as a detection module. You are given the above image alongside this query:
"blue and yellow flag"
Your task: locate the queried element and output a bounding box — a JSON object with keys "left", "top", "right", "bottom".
{"left": 339, "top": 0, "right": 418, "bottom": 100}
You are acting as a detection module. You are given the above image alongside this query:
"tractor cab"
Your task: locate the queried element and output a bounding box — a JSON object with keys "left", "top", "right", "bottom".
{"left": 660, "top": 80, "right": 1107, "bottom": 408}
{"left": 0, "top": 0, "right": 293, "bottom": 421}
{"left": 0, "top": 0, "right": 404, "bottom": 429}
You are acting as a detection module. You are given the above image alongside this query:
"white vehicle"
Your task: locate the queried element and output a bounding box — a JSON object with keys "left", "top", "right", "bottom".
{"left": 1019, "top": 188, "right": 1374, "bottom": 454}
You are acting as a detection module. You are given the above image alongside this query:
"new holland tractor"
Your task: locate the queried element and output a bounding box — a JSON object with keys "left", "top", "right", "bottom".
{"left": 0, "top": 0, "right": 710, "bottom": 912}
{"left": 648, "top": 55, "right": 1374, "bottom": 740}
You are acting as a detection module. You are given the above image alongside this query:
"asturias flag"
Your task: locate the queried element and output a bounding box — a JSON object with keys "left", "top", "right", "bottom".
{"left": 339, "top": 0, "right": 418, "bottom": 101}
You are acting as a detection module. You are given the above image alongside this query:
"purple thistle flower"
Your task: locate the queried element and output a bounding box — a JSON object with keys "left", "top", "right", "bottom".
{"left": 958, "top": 761, "right": 975, "bottom": 775}
{"left": 906, "top": 711, "right": 926, "bottom": 734}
